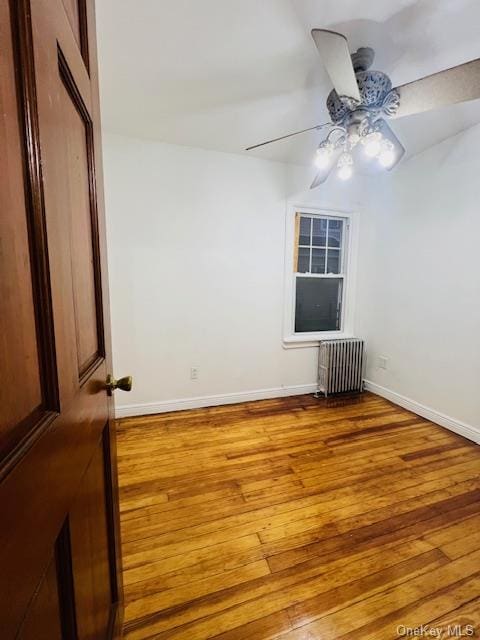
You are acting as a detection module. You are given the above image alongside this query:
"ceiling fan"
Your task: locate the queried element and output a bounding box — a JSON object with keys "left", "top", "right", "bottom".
{"left": 246, "top": 29, "right": 480, "bottom": 188}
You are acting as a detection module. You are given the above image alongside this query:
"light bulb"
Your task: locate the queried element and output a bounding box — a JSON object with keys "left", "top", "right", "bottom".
{"left": 362, "top": 132, "right": 382, "bottom": 158}
{"left": 378, "top": 140, "right": 395, "bottom": 168}
{"left": 337, "top": 164, "right": 353, "bottom": 180}
{"left": 348, "top": 132, "right": 360, "bottom": 148}
{"left": 337, "top": 152, "right": 353, "bottom": 181}
{"left": 315, "top": 145, "right": 332, "bottom": 169}
{"left": 379, "top": 149, "right": 395, "bottom": 167}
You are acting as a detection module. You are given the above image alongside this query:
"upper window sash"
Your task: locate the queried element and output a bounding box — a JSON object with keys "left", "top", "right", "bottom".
{"left": 294, "top": 213, "right": 346, "bottom": 276}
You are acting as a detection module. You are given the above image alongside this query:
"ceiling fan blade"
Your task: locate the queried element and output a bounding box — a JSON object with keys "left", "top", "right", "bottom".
{"left": 391, "top": 58, "right": 480, "bottom": 119}
{"left": 245, "top": 123, "right": 330, "bottom": 151}
{"left": 311, "top": 29, "right": 361, "bottom": 105}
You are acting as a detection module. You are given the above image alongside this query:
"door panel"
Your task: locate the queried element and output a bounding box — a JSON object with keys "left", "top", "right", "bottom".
{"left": 70, "top": 431, "right": 112, "bottom": 640}
{"left": 32, "top": 2, "right": 104, "bottom": 403}
{"left": 61, "top": 0, "right": 89, "bottom": 67}
{"left": 0, "top": 374, "right": 114, "bottom": 637}
{"left": 0, "top": 0, "right": 53, "bottom": 463}
{"left": 18, "top": 557, "right": 63, "bottom": 640}
{"left": 57, "top": 54, "right": 102, "bottom": 378}
{"left": 0, "top": 5, "right": 42, "bottom": 441}
{"left": 0, "top": 0, "right": 123, "bottom": 637}
{"left": 62, "top": 0, "right": 81, "bottom": 41}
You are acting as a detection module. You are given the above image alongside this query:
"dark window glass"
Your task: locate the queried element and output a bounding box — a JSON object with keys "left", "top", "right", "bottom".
{"left": 299, "top": 217, "right": 311, "bottom": 245}
{"left": 297, "top": 247, "right": 310, "bottom": 273}
{"left": 327, "top": 219, "right": 343, "bottom": 248}
{"left": 295, "top": 277, "right": 342, "bottom": 332}
{"left": 326, "top": 248, "right": 341, "bottom": 274}
{"left": 312, "top": 218, "right": 327, "bottom": 246}
{"left": 311, "top": 248, "right": 326, "bottom": 274}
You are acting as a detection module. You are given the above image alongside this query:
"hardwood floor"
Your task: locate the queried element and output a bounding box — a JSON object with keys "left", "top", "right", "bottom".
{"left": 117, "top": 392, "right": 480, "bottom": 639}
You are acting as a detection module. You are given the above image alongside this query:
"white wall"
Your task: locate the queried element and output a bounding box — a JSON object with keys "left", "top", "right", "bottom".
{"left": 356, "top": 124, "right": 480, "bottom": 433}
{"left": 103, "top": 127, "right": 480, "bottom": 436}
{"left": 103, "top": 133, "right": 348, "bottom": 414}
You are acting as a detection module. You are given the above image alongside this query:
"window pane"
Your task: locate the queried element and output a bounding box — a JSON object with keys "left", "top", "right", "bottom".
{"left": 295, "top": 277, "right": 343, "bottom": 332}
{"left": 326, "top": 248, "right": 341, "bottom": 274}
{"left": 312, "top": 218, "right": 327, "bottom": 246}
{"left": 297, "top": 247, "right": 310, "bottom": 273}
{"left": 327, "top": 219, "right": 343, "bottom": 248}
{"left": 299, "top": 217, "right": 311, "bottom": 246}
{"left": 311, "top": 248, "right": 326, "bottom": 274}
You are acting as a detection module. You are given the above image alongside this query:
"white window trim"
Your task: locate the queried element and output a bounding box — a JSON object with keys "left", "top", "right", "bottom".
{"left": 282, "top": 204, "right": 359, "bottom": 348}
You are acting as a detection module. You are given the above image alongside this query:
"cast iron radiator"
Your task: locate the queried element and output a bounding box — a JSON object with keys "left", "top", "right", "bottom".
{"left": 317, "top": 338, "right": 365, "bottom": 397}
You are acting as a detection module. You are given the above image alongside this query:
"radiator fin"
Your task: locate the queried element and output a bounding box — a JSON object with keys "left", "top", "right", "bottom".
{"left": 318, "top": 338, "right": 365, "bottom": 397}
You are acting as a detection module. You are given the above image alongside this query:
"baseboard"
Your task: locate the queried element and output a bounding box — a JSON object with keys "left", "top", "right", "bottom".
{"left": 115, "top": 383, "right": 318, "bottom": 418}
{"left": 364, "top": 380, "right": 480, "bottom": 444}
{"left": 116, "top": 380, "right": 480, "bottom": 444}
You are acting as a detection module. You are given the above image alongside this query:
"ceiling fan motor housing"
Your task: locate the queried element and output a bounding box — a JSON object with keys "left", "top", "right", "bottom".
{"left": 327, "top": 48, "right": 400, "bottom": 126}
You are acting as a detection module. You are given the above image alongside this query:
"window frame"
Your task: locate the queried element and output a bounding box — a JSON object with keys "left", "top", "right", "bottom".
{"left": 283, "top": 204, "right": 359, "bottom": 347}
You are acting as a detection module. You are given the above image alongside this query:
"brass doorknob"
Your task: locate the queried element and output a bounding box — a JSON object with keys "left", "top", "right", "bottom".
{"left": 106, "top": 374, "right": 133, "bottom": 395}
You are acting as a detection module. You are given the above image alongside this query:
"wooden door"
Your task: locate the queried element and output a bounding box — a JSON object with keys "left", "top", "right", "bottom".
{"left": 0, "top": 0, "right": 124, "bottom": 638}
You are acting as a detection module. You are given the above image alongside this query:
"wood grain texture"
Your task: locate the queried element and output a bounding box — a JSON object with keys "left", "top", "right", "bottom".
{"left": 61, "top": 0, "right": 88, "bottom": 66}
{"left": 17, "top": 557, "right": 63, "bottom": 640}
{"left": 117, "top": 393, "right": 480, "bottom": 640}
{"left": 0, "top": 0, "right": 46, "bottom": 464}
{"left": 0, "top": 0, "right": 122, "bottom": 636}
{"left": 57, "top": 53, "right": 101, "bottom": 377}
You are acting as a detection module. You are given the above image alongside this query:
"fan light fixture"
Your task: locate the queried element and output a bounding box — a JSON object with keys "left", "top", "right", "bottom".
{"left": 337, "top": 152, "right": 353, "bottom": 180}
{"left": 315, "top": 143, "right": 333, "bottom": 169}
{"left": 362, "top": 131, "right": 382, "bottom": 157}
{"left": 378, "top": 139, "right": 396, "bottom": 167}
{"left": 247, "top": 28, "right": 480, "bottom": 188}
{"left": 313, "top": 116, "right": 398, "bottom": 181}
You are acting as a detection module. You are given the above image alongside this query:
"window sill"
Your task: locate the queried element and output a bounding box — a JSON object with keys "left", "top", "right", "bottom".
{"left": 283, "top": 332, "right": 354, "bottom": 349}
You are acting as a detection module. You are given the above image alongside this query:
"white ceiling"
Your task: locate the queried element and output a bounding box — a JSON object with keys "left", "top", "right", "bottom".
{"left": 96, "top": 0, "right": 480, "bottom": 165}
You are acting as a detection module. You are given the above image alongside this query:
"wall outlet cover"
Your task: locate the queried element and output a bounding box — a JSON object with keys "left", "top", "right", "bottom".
{"left": 378, "top": 356, "right": 388, "bottom": 370}
{"left": 190, "top": 367, "right": 199, "bottom": 380}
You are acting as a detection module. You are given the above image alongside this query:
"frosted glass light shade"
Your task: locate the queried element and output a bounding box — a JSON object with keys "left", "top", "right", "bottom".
{"left": 362, "top": 132, "right": 383, "bottom": 157}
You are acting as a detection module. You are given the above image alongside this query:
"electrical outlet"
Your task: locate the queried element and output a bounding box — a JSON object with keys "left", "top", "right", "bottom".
{"left": 378, "top": 356, "right": 388, "bottom": 370}
{"left": 190, "top": 367, "right": 199, "bottom": 380}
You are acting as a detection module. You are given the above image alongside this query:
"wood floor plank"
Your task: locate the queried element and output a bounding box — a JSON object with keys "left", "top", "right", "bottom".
{"left": 116, "top": 392, "right": 480, "bottom": 640}
{"left": 134, "top": 549, "right": 447, "bottom": 640}
{"left": 422, "top": 513, "right": 480, "bottom": 548}
{"left": 428, "top": 597, "right": 480, "bottom": 637}
{"left": 123, "top": 534, "right": 262, "bottom": 585}
{"left": 331, "top": 575, "right": 480, "bottom": 640}
{"left": 266, "top": 497, "right": 480, "bottom": 573}
{"left": 440, "top": 531, "right": 480, "bottom": 561}
{"left": 259, "top": 481, "right": 480, "bottom": 545}
{"left": 124, "top": 541, "right": 444, "bottom": 639}
{"left": 284, "top": 556, "right": 480, "bottom": 639}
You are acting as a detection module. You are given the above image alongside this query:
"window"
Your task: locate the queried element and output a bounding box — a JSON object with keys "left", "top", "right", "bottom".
{"left": 284, "top": 207, "right": 357, "bottom": 344}
{"left": 295, "top": 214, "right": 345, "bottom": 333}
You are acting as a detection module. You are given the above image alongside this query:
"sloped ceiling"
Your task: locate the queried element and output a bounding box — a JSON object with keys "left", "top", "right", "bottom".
{"left": 96, "top": 0, "right": 480, "bottom": 165}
